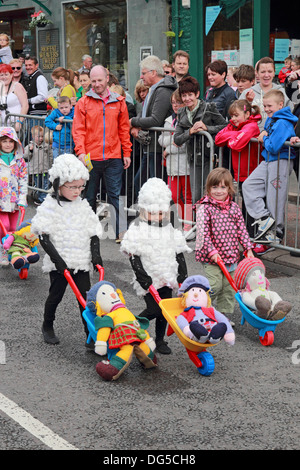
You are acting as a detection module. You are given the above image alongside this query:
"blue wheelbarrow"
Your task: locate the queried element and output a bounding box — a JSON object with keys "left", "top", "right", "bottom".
{"left": 217, "top": 258, "right": 286, "bottom": 346}
{"left": 64, "top": 265, "right": 117, "bottom": 359}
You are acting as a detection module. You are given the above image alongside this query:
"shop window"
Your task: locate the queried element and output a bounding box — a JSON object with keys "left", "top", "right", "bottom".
{"left": 204, "top": 1, "right": 253, "bottom": 87}
{"left": 64, "top": 1, "right": 127, "bottom": 87}
{"left": 0, "top": 9, "right": 36, "bottom": 58}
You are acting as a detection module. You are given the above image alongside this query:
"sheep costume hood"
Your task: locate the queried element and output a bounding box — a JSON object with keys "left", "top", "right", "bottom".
{"left": 31, "top": 154, "right": 102, "bottom": 274}
{"left": 138, "top": 177, "right": 172, "bottom": 214}
{"left": 48, "top": 153, "right": 89, "bottom": 185}
{"left": 120, "top": 177, "right": 192, "bottom": 296}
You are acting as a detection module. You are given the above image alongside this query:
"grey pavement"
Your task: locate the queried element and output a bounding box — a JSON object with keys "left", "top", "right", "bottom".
{"left": 1, "top": 197, "right": 300, "bottom": 451}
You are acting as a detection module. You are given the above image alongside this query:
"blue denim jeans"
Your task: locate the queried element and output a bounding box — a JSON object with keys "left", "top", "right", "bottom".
{"left": 134, "top": 152, "right": 167, "bottom": 195}
{"left": 34, "top": 173, "right": 49, "bottom": 203}
{"left": 84, "top": 158, "right": 127, "bottom": 236}
{"left": 53, "top": 146, "right": 74, "bottom": 159}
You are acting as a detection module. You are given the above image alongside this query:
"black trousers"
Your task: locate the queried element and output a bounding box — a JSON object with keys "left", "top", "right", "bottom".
{"left": 139, "top": 286, "right": 172, "bottom": 341}
{"left": 44, "top": 270, "right": 91, "bottom": 336}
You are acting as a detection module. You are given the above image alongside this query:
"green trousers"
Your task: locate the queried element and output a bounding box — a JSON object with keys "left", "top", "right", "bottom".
{"left": 203, "top": 263, "right": 235, "bottom": 315}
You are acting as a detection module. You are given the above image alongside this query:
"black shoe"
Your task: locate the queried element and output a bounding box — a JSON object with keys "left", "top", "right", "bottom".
{"left": 155, "top": 340, "right": 172, "bottom": 354}
{"left": 42, "top": 325, "right": 60, "bottom": 344}
{"left": 85, "top": 339, "right": 95, "bottom": 350}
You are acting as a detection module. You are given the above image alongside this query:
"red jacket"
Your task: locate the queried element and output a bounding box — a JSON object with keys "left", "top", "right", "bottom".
{"left": 72, "top": 89, "right": 132, "bottom": 161}
{"left": 215, "top": 114, "right": 262, "bottom": 182}
{"left": 278, "top": 67, "right": 291, "bottom": 84}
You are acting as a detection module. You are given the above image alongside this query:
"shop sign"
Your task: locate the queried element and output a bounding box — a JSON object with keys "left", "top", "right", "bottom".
{"left": 38, "top": 28, "right": 60, "bottom": 72}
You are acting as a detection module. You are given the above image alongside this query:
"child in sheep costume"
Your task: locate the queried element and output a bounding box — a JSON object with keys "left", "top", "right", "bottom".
{"left": 120, "top": 177, "right": 192, "bottom": 354}
{"left": 31, "top": 154, "right": 103, "bottom": 346}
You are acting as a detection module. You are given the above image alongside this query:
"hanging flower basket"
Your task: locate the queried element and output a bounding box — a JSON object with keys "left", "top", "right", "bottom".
{"left": 29, "top": 10, "right": 52, "bottom": 29}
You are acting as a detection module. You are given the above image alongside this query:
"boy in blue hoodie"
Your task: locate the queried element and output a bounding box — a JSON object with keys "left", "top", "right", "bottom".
{"left": 45, "top": 96, "right": 74, "bottom": 159}
{"left": 242, "top": 89, "right": 298, "bottom": 244}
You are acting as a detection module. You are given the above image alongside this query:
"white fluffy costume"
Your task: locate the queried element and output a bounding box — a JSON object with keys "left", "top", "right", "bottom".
{"left": 31, "top": 154, "right": 103, "bottom": 274}
{"left": 31, "top": 154, "right": 103, "bottom": 345}
{"left": 120, "top": 178, "right": 191, "bottom": 296}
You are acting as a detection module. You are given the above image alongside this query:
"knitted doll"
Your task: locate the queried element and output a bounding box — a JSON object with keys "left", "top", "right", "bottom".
{"left": 2, "top": 220, "right": 39, "bottom": 269}
{"left": 234, "top": 257, "right": 292, "bottom": 320}
{"left": 86, "top": 280, "right": 157, "bottom": 381}
{"left": 176, "top": 275, "right": 235, "bottom": 345}
{"left": 120, "top": 177, "right": 192, "bottom": 354}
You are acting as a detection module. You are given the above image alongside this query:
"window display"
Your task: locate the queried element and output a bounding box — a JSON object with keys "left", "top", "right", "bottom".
{"left": 64, "top": 1, "right": 127, "bottom": 87}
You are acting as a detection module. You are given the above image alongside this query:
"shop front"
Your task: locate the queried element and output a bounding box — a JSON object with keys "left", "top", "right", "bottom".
{"left": 174, "top": 0, "right": 300, "bottom": 96}
{"left": 0, "top": 7, "right": 36, "bottom": 58}
{"left": 63, "top": 0, "right": 127, "bottom": 86}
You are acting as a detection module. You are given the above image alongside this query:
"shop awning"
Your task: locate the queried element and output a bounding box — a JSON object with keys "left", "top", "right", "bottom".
{"left": 219, "top": 0, "right": 252, "bottom": 18}
{"left": 0, "top": 0, "right": 52, "bottom": 15}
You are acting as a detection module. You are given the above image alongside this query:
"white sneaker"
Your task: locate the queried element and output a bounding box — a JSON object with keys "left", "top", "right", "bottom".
{"left": 252, "top": 216, "right": 275, "bottom": 240}
{"left": 258, "top": 229, "right": 281, "bottom": 245}
{"left": 0, "top": 245, "right": 9, "bottom": 266}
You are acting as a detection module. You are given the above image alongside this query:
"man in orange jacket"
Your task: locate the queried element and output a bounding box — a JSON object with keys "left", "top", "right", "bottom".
{"left": 72, "top": 65, "right": 132, "bottom": 242}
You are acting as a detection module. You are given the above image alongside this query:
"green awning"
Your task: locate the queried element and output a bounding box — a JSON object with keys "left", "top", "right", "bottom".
{"left": 219, "top": 0, "right": 252, "bottom": 18}
{"left": 32, "top": 0, "right": 52, "bottom": 15}
{"left": 0, "top": 0, "right": 52, "bottom": 15}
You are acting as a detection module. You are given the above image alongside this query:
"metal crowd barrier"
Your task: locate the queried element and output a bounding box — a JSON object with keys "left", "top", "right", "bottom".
{"left": 4, "top": 113, "right": 299, "bottom": 255}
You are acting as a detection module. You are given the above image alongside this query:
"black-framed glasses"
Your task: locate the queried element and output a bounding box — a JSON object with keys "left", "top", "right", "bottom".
{"left": 62, "top": 184, "right": 86, "bottom": 191}
{"left": 11, "top": 67, "right": 21, "bottom": 70}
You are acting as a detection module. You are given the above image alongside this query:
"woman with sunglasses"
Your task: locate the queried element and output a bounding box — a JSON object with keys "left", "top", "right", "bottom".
{"left": 0, "top": 63, "right": 28, "bottom": 132}
{"left": 9, "top": 59, "right": 24, "bottom": 83}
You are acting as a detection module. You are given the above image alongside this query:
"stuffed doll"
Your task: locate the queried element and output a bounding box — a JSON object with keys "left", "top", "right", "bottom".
{"left": 234, "top": 257, "right": 292, "bottom": 320}
{"left": 2, "top": 221, "right": 39, "bottom": 269}
{"left": 176, "top": 275, "right": 235, "bottom": 345}
{"left": 86, "top": 280, "right": 157, "bottom": 381}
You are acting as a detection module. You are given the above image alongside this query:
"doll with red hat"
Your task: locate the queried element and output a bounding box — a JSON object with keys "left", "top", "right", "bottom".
{"left": 234, "top": 257, "right": 292, "bottom": 320}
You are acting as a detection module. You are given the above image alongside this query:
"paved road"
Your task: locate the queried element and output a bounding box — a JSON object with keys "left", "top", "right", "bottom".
{"left": 1, "top": 203, "right": 300, "bottom": 452}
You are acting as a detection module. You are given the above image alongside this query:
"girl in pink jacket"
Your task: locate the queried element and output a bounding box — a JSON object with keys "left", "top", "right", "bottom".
{"left": 215, "top": 99, "right": 262, "bottom": 239}
{"left": 215, "top": 100, "right": 261, "bottom": 184}
{"left": 195, "top": 167, "right": 253, "bottom": 322}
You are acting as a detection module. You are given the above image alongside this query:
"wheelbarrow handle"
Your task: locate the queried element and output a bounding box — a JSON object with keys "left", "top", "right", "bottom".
{"left": 149, "top": 285, "right": 162, "bottom": 304}
{"left": 64, "top": 269, "right": 86, "bottom": 308}
{"left": 19, "top": 206, "right": 25, "bottom": 225}
{"left": 0, "top": 206, "right": 26, "bottom": 238}
{"left": 95, "top": 264, "right": 104, "bottom": 281}
{"left": 216, "top": 258, "right": 238, "bottom": 293}
{"left": 64, "top": 264, "right": 105, "bottom": 309}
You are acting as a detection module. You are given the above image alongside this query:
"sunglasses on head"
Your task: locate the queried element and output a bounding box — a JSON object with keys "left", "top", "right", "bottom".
{"left": 11, "top": 66, "right": 21, "bottom": 70}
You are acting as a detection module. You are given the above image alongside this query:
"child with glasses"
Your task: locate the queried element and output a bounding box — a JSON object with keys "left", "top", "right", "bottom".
{"left": 31, "top": 154, "right": 103, "bottom": 346}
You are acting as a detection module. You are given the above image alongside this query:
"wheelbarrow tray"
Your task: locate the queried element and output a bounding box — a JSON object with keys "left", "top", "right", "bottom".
{"left": 154, "top": 293, "right": 216, "bottom": 353}
{"left": 235, "top": 292, "right": 285, "bottom": 334}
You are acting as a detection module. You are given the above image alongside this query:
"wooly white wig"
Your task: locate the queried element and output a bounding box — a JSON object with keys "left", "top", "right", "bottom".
{"left": 138, "top": 177, "right": 171, "bottom": 214}
{"left": 48, "top": 153, "right": 89, "bottom": 185}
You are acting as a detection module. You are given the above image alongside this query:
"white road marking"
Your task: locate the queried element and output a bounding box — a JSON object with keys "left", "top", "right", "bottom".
{"left": 0, "top": 392, "right": 78, "bottom": 450}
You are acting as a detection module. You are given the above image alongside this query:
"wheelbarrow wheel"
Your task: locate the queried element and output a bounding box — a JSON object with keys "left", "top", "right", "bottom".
{"left": 19, "top": 268, "right": 28, "bottom": 280}
{"left": 197, "top": 351, "right": 215, "bottom": 376}
{"left": 259, "top": 330, "right": 274, "bottom": 346}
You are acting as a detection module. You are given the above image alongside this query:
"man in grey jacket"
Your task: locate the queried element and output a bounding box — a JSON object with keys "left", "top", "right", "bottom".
{"left": 130, "top": 55, "right": 178, "bottom": 192}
